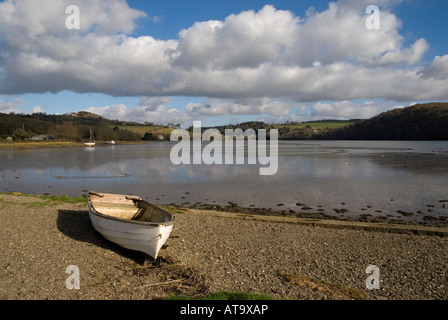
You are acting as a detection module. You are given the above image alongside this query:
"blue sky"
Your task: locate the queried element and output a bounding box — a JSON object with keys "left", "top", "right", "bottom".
{"left": 0, "top": 0, "right": 447, "bottom": 126}
{"left": 132, "top": 0, "right": 333, "bottom": 38}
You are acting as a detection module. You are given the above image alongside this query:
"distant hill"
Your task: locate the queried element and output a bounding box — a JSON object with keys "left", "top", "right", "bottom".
{"left": 317, "top": 103, "right": 448, "bottom": 140}
{"left": 0, "top": 111, "right": 167, "bottom": 142}
{"left": 1, "top": 102, "right": 447, "bottom": 142}
{"left": 199, "top": 120, "right": 358, "bottom": 140}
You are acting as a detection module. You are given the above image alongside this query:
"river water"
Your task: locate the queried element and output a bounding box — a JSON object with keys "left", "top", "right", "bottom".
{"left": 1, "top": 140, "right": 447, "bottom": 224}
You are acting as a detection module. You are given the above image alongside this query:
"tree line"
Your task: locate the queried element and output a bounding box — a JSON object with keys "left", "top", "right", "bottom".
{"left": 0, "top": 111, "right": 142, "bottom": 142}
{"left": 315, "top": 103, "right": 448, "bottom": 140}
{"left": 1, "top": 102, "right": 447, "bottom": 142}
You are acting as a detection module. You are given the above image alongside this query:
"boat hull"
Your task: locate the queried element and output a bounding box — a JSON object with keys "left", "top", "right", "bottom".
{"left": 87, "top": 192, "right": 175, "bottom": 259}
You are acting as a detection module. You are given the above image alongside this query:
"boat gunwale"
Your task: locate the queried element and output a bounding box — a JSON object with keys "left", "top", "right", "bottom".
{"left": 87, "top": 192, "right": 175, "bottom": 227}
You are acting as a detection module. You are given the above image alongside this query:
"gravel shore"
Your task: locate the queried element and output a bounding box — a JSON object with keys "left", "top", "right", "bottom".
{"left": 1, "top": 193, "right": 447, "bottom": 300}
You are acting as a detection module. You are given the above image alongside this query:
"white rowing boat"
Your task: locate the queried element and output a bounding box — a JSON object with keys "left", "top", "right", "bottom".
{"left": 87, "top": 191, "right": 175, "bottom": 259}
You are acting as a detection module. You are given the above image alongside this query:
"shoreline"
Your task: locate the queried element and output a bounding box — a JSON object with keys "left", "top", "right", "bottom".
{"left": 166, "top": 200, "right": 448, "bottom": 228}
{"left": 4, "top": 191, "right": 448, "bottom": 235}
{"left": 0, "top": 141, "right": 84, "bottom": 148}
{"left": 185, "top": 207, "right": 448, "bottom": 237}
{"left": 0, "top": 140, "right": 145, "bottom": 148}
{"left": 4, "top": 191, "right": 448, "bottom": 228}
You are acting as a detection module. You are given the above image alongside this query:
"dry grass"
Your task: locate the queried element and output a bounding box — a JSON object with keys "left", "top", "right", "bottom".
{"left": 131, "top": 257, "right": 210, "bottom": 298}
{"left": 0, "top": 141, "right": 83, "bottom": 148}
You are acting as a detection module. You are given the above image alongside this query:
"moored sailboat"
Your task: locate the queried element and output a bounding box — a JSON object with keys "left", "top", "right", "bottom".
{"left": 85, "top": 129, "right": 95, "bottom": 147}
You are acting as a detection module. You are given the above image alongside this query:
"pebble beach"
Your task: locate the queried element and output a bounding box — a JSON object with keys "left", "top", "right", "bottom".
{"left": 1, "top": 193, "right": 447, "bottom": 300}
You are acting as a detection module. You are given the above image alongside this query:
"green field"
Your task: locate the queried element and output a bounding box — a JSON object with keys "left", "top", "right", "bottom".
{"left": 113, "top": 125, "right": 174, "bottom": 137}
{"left": 274, "top": 120, "right": 356, "bottom": 130}
{"left": 116, "top": 121, "right": 355, "bottom": 139}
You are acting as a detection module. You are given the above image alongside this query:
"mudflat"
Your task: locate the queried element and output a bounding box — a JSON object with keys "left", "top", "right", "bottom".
{"left": 0, "top": 193, "right": 447, "bottom": 300}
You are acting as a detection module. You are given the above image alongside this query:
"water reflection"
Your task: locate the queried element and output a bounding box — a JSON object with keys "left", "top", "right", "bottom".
{"left": 1, "top": 141, "right": 447, "bottom": 224}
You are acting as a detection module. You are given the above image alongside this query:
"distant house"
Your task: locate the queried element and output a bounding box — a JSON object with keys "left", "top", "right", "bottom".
{"left": 31, "top": 134, "right": 50, "bottom": 141}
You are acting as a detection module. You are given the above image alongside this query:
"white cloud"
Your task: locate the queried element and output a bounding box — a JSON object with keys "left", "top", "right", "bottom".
{"left": 186, "top": 98, "right": 295, "bottom": 118}
{"left": 418, "top": 55, "right": 448, "bottom": 80}
{"left": 69, "top": 96, "right": 426, "bottom": 125}
{"left": 84, "top": 97, "right": 192, "bottom": 124}
{"left": 0, "top": 99, "right": 19, "bottom": 113}
{"left": 309, "top": 101, "right": 387, "bottom": 119}
{"left": 0, "top": 0, "right": 145, "bottom": 39}
{"left": 31, "top": 105, "right": 44, "bottom": 113}
{"left": 84, "top": 104, "right": 129, "bottom": 120}
{"left": 0, "top": 0, "right": 447, "bottom": 123}
{"left": 171, "top": 5, "right": 299, "bottom": 70}
{"left": 84, "top": 97, "right": 299, "bottom": 125}
{"left": 151, "top": 16, "right": 161, "bottom": 23}
{"left": 378, "top": 38, "right": 429, "bottom": 66}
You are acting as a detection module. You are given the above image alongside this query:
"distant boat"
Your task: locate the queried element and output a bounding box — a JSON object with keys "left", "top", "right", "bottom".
{"left": 105, "top": 140, "right": 116, "bottom": 145}
{"left": 87, "top": 191, "right": 175, "bottom": 260}
{"left": 85, "top": 129, "right": 95, "bottom": 147}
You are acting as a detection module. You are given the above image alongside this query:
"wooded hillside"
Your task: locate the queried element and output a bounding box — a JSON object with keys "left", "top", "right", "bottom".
{"left": 1, "top": 102, "right": 447, "bottom": 142}
{"left": 0, "top": 111, "right": 165, "bottom": 142}
{"left": 317, "top": 103, "right": 448, "bottom": 140}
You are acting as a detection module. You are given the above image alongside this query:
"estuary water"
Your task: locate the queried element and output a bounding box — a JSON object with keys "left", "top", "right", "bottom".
{"left": 1, "top": 140, "right": 447, "bottom": 224}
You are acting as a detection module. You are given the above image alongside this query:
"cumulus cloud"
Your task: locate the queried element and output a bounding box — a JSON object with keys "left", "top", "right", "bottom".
{"left": 0, "top": 0, "right": 145, "bottom": 39}
{"left": 170, "top": 5, "right": 299, "bottom": 70}
{"left": 170, "top": 1, "right": 427, "bottom": 70}
{"left": 84, "top": 103, "right": 130, "bottom": 120}
{"left": 309, "top": 100, "right": 389, "bottom": 119}
{"left": 83, "top": 97, "right": 422, "bottom": 125}
{"left": 31, "top": 105, "right": 44, "bottom": 113}
{"left": 260, "top": 99, "right": 413, "bottom": 123}
{"left": 85, "top": 97, "right": 192, "bottom": 124}
{"left": 0, "top": 0, "right": 447, "bottom": 122}
{"left": 418, "top": 55, "right": 448, "bottom": 80}
{"left": 186, "top": 98, "right": 295, "bottom": 118}
{"left": 0, "top": 98, "right": 19, "bottom": 113}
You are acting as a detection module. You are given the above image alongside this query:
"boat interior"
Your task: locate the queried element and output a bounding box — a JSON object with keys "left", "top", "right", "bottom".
{"left": 88, "top": 192, "right": 174, "bottom": 223}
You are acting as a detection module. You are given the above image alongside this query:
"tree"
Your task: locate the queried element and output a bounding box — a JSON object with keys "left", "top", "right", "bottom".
{"left": 12, "top": 128, "right": 32, "bottom": 141}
